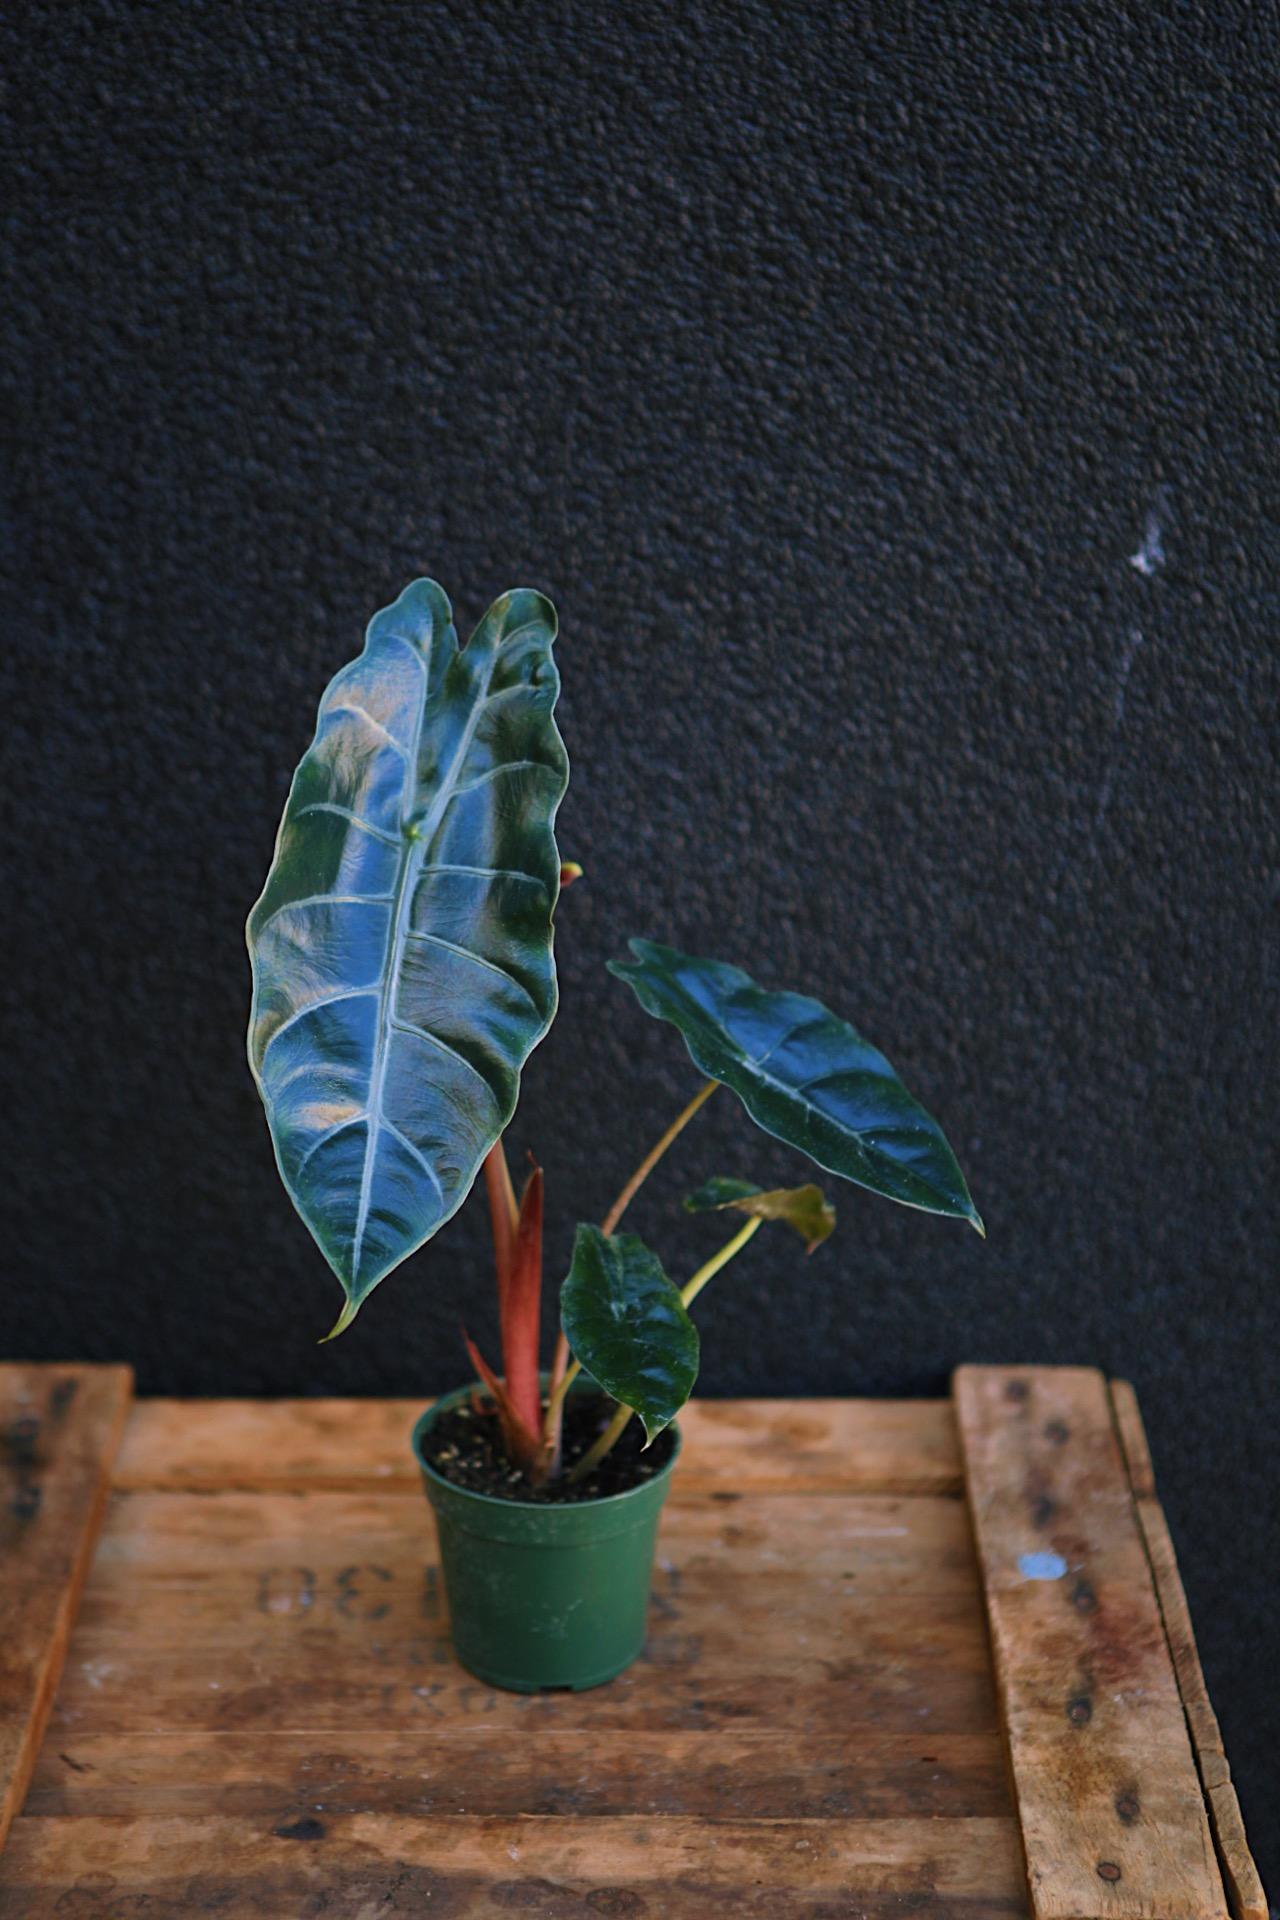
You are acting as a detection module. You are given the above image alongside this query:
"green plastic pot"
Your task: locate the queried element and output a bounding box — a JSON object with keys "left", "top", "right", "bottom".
{"left": 412, "top": 1382, "right": 681, "bottom": 1692}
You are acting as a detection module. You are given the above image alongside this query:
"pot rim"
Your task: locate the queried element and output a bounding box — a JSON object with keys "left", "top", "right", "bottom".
{"left": 411, "top": 1378, "right": 682, "bottom": 1516}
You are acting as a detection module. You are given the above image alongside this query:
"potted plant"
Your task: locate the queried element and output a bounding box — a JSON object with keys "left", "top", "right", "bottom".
{"left": 246, "top": 577, "right": 982, "bottom": 1692}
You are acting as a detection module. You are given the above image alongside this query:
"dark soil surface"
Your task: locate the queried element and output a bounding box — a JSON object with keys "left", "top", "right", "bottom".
{"left": 420, "top": 1391, "right": 677, "bottom": 1504}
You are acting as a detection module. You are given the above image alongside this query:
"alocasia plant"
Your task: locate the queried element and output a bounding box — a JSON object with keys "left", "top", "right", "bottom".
{"left": 248, "top": 578, "right": 983, "bottom": 1487}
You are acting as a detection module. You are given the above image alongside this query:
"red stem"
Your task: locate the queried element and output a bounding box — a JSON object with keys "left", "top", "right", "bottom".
{"left": 462, "top": 1330, "right": 542, "bottom": 1476}
{"left": 501, "top": 1163, "right": 544, "bottom": 1443}
{"left": 483, "top": 1139, "right": 519, "bottom": 1315}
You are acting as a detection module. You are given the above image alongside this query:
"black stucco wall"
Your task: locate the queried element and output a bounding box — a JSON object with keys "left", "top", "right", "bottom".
{"left": 4, "top": 1, "right": 1277, "bottom": 1871}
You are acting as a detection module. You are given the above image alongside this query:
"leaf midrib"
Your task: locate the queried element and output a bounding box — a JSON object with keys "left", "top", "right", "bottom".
{"left": 670, "top": 989, "right": 955, "bottom": 1212}
{"left": 351, "top": 635, "right": 508, "bottom": 1280}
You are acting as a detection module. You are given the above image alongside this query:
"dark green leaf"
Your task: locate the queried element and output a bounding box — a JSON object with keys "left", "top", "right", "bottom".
{"left": 247, "top": 579, "right": 568, "bottom": 1333}
{"left": 684, "top": 1177, "right": 836, "bottom": 1252}
{"left": 609, "top": 941, "right": 983, "bottom": 1234}
{"left": 560, "top": 1225, "right": 699, "bottom": 1443}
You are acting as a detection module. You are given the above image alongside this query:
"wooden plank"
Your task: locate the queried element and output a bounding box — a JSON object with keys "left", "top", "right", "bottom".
{"left": 47, "top": 1614, "right": 994, "bottom": 1738}
{"left": 79, "top": 1486, "right": 980, "bottom": 1588}
{"left": 955, "top": 1365, "right": 1227, "bottom": 1920}
{"left": 0, "top": 1812, "right": 1030, "bottom": 1916}
{"left": 0, "top": 1363, "right": 132, "bottom": 1857}
{"left": 1204, "top": 1784, "right": 1269, "bottom": 1920}
{"left": 11, "top": 1402, "right": 1017, "bottom": 1905}
{"left": 1108, "top": 1379, "right": 1156, "bottom": 1499}
{"left": 45, "top": 1490, "right": 999, "bottom": 1739}
{"left": 68, "top": 1557, "right": 993, "bottom": 1649}
{"left": 1131, "top": 1495, "right": 1224, "bottom": 1762}
{"left": 113, "top": 1394, "right": 962, "bottom": 1494}
{"left": 1108, "top": 1384, "right": 1266, "bottom": 1920}
{"left": 4, "top": 1383, "right": 1256, "bottom": 1915}
{"left": 24, "top": 1727, "right": 1011, "bottom": 1820}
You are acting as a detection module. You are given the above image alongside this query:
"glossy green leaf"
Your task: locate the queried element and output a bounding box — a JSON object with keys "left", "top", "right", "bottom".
{"left": 609, "top": 941, "right": 983, "bottom": 1234}
{"left": 247, "top": 579, "right": 568, "bottom": 1333}
{"left": 684, "top": 1177, "right": 836, "bottom": 1252}
{"left": 560, "top": 1225, "right": 699, "bottom": 1443}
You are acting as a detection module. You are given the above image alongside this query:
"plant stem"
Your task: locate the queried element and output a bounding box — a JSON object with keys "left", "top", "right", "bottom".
{"left": 600, "top": 1079, "right": 719, "bottom": 1237}
{"left": 542, "top": 1354, "right": 580, "bottom": 1441}
{"left": 680, "top": 1215, "right": 762, "bottom": 1308}
{"left": 567, "top": 1398, "right": 633, "bottom": 1483}
{"left": 542, "top": 1079, "right": 719, "bottom": 1453}
{"left": 501, "top": 1163, "right": 545, "bottom": 1444}
{"left": 543, "top": 1327, "right": 572, "bottom": 1476}
{"left": 483, "top": 1138, "right": 519, "bottom": 1311}
{"left": 565, "top": 1214, "right": 765, "bottom": 1482}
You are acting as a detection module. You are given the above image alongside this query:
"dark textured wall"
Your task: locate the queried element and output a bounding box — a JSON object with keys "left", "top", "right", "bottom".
{"left": 4, "top": 0, "right": 1277, "bottom": 1871}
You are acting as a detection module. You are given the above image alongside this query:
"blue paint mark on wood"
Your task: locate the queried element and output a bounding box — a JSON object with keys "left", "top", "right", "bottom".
{"left": 1018, "top": 1551, "right": 1068, "bottom": 1581}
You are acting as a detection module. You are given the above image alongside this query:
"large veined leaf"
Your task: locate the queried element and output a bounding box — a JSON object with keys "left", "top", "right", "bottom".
{"left": 247, "top": 579, "right": 568, "bottom": 1334}
{"left": 560, "top": 1226, "right": 699, "bottom": 1443}
{"left": 609, "top": 942, "right": 983, "bottom": 1233}
{"left": 684, "top": 1177, "right": 836, "bottom": 1253}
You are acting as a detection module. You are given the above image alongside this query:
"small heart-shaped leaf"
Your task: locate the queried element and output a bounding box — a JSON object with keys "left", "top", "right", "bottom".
{"left": 560, "top": 1225, "right": 699, "bottom": 1443}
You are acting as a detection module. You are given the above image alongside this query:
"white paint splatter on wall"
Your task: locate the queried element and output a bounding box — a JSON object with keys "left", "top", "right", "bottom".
{"left": 1129, "top": 490, "right": 1171, "bottom": 575}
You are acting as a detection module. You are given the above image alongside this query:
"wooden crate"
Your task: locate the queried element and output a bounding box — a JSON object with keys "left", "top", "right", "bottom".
{"left": 0, "top": 1363, "right": 1264, "bottom": 1918}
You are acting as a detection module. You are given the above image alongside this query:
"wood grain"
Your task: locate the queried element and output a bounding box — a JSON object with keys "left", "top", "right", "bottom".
{"left": 1204, "top": 1784, "right": 1269, "bottom": 1920}
{"left": 80, "top": 1485, "right": 980, "bottom": 1586}
{"left": 0, "top": 1363, "right": 132, "bottom": 1857}
{"left": 46, "top": 1490, "right": 998, "bottom": 1738}
{"left": 113, "top": 1394, "right": 962, "bottom": 1494}
{"left": 1108, "top": 1379, "right": 1156, "bottom": 1500}
{"left": 1108, "top": 1383, "right": 1267, "bottom": 1920}
{"left": 0, "top": 1812, "right": 1030, "bottom": 1917}
{"left": 955, "top": 1365, "right": 1227, "bottom": 1920}
{"left": 0, "top": 1383, "right": 1261, "bottom": 1915}
{"left": 24, "top": 1727, "right": 1011, "bottom": 1820}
